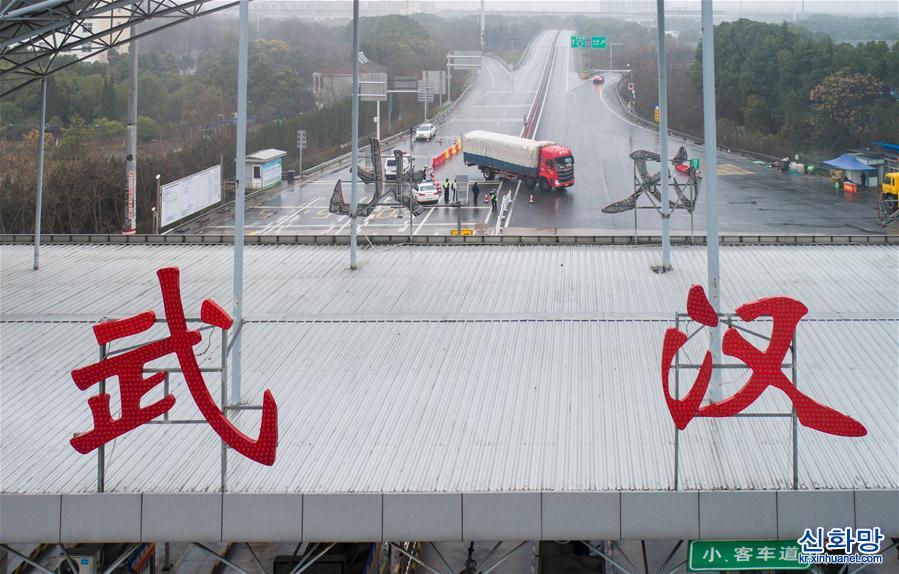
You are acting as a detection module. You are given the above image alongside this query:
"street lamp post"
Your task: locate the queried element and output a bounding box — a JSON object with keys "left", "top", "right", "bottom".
{"left": 154, "top": 173, "right": 161, "bottom": 234}
{"left": 350, "top": 0, "right": 360, "bottom": 270}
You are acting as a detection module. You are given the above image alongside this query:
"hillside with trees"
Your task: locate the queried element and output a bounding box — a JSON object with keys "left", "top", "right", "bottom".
{"left": 615, "top": 18, "right": 897, "bottom": 160}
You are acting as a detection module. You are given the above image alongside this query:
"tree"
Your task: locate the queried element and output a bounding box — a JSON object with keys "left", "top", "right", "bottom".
{"left": 809, "top": 71, "right": 889, "bottom": 146}
{"left": 57, "top": 115, "right": 91, "bottom": 159}
{"left": 100, "top": 72, "right": 118, "bottom": 120}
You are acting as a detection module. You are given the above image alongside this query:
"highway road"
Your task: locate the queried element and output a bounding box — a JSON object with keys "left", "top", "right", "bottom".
{"left": 196, "top": 31, "right": 559, "bottom": 236}
{"left": 195, "top": 29, "right": 887, "bottom": 237}
{"left": 510, "top": 31, "right": 884, "bottom": 235}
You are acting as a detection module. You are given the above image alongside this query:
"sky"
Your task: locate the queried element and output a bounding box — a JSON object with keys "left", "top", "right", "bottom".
{"left": 273, "top": 0, "right": 899, "bottom": 18}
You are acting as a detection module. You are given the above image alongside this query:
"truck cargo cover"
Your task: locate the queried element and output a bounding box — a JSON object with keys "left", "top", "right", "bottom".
{"left": 463, "top": 130, "right": 554, "bottom": 170}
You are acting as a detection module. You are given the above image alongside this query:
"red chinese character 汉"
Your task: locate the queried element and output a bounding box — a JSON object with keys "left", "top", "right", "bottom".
{"left": 70, "top": 267, "right": 278, "bottom": 465}
{"left": 661, "top": 285, "right": 866, "bottom": 437}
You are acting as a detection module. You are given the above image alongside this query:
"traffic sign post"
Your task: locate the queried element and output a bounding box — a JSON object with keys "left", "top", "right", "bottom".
{"left": 296, "top": 129, "right": 306, "bottom": 179}
{"left": 417, "top": 80, "right": 434, "bottom": 120}
{"left": 570, "top": 35, "right": 586, "bottom": 49}
{"left": 591, "top": 35, "right": 607, "bottom": 49}
{"left": 687, "top": 540, "right": 810, "bottom": 571}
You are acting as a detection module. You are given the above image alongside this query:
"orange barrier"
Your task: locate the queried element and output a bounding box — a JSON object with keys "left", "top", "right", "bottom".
{"left": 431, "top": 139, "right": 462, "bottom": 172}
{"left": 843, "top": 181, "right": 858, "bottom": 193}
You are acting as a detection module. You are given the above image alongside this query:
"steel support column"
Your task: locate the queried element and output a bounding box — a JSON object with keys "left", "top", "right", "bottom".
{"left": 0, "top": 545, "right": 55, "bottom": 574}
{"left": 33, "top": 75, "right": 47, "bottom": 270}
{"left": 349, "top": 0, "right": 360, "bottom": 270}
{"left": 191, "top": 544, "right": 250, "bottom": 574}
{"left": 701, "top": 0, "right": 722, "bottom": 401}
{"left": 124, "top": 29, "right": 138, "bottom": 234}
{"left": 656, "top": 0, "right": 672, "bottom": 272}
{"left": 231, "top": 0, "right": 249, "bottom": 404}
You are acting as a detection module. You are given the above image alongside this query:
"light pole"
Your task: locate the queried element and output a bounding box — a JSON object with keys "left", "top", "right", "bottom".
{"left": 656, "top": 0, "right": 672, "bottom": 272}
{"left": 154, "top": 173, "right": 161, "bottom": 234}
{"left": 350, "top": 0, "right": 360, "bottom": 270}
{"left": 701, "top": 0, "right": 722, "bottom": 401}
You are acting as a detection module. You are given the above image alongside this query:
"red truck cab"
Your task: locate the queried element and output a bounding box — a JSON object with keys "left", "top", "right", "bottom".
{"left": 540, "top": 145, "right": 575, "bottom": 189}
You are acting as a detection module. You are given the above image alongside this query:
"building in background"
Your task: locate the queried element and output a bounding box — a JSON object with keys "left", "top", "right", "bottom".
{"left": 61, "top": 1, "right": 131, "bottom": 63}
{"left": 312, "top": 60, "right": 387, "bottom": 107}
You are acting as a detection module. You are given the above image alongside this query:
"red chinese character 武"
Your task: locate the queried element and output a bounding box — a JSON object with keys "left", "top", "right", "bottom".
{"left": 661, "top": 285, "right": 866, "bottom": 437}
{"left": 70, "top": 267, "right": 278, "bottom": 465}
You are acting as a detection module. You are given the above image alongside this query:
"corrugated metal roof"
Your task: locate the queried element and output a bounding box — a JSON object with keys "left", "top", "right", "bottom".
{"left": 1, "top": 244, "right": 896, "bottom": 494}
{"left": 1, "top": 244, "right": 896, "bottom": 320}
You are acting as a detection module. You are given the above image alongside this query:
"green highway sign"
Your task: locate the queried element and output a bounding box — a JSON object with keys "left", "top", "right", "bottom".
{"left": 690, "top": 158, "right": 700, "bottom": 169}
{"left": 570, "top": 35, "right": 586, "bottom": 49}
{"left": 591, "top": 36, "right": 607, "bottom": 49}
{"left": 687, "top": 540, "right": 810, "bottom": 571}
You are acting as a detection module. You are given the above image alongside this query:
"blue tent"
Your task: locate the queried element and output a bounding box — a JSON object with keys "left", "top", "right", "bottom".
{"left": 822, "top": 154, "right": 878, "bottom": 172}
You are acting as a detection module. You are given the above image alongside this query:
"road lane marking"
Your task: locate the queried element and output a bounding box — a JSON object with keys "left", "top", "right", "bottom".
{"left": 413, "top": 207, "right": 435, "bottom": 235}
{"left": 717, "top": 163, "right": 753, "bottom": 176}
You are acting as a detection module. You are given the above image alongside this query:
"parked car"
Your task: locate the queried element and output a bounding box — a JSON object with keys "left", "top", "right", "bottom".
{"left": 412, "top": 181, "right": 440, "bottom": 204}
{"left": 592, "top": 75, "right": 604, "bottom": 85}
{"left": 415, "top": 123, "right": 437, "bottom": 141}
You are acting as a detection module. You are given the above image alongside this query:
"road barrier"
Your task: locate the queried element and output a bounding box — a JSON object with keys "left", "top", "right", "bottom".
{"left": 5, "top": 234, "right": 894, "bottom": 246}
{"left": 521, "top": 30, "right": 560, "bottom": 139}
{"left": 431, "top": 139, "right": 462, "bottom": 172}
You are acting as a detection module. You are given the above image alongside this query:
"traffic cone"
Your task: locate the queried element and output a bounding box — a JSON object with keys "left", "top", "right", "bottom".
{"left": 529, "top": 194, "right": 535, "bottom": 204}
{"left": 483, "top": 194, "right": 489, "bottom": 204}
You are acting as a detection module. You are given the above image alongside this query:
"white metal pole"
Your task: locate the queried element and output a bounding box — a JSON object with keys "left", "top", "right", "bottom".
{"left": 701, "top": 0, "right": 722, "bottom": 401}
{"left": 376, "top": 100, "right": 381, "bottom": 141}
{"left": 657, "top": 0, "right": 671, "bottom": 271}
{"left": 33, "top": 76, "right": 47, "bottom": 270}
{"left": 350, "top": 0, "right": 359, "bottom": 270}
{"left": 446, "top": 58, "right": 452, "bottom": 103}
{"left": 124, "top": 32, "right": 138, "bottom": 234}
{"left": 231, "top": 0, "right": 249, "bottom": 404}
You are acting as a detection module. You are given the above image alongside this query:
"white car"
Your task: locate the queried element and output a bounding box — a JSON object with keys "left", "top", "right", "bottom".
{"left": 415, "top": 123, "right": 437, "bottom": 141}
{"left": 384, "top": 155, "right": 412, "bottom": 180}
{"left": 413, "top": 181, "right": 440, "bottom": 204}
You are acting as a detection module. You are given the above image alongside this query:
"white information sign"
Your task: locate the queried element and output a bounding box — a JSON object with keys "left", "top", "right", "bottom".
{"left": 160, "top": 164, "right": 222, "bottom": 227}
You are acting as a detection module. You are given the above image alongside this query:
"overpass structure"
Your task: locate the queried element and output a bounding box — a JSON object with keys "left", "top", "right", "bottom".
{"left": 1, "top": 241, "right": 897, "bottom": 547}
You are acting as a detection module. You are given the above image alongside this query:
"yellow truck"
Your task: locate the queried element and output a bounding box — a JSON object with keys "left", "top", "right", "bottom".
{"left": 877, "top": 172, "right": 899, "bottom": 227}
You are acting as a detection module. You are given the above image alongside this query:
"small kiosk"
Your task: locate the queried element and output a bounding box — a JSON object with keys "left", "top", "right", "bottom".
{"left": 245, "top": 149, "right": 287, "bottom": 191}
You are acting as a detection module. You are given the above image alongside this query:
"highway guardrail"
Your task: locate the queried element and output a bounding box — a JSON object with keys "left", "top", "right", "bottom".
{"left": 6, "top": 234, "right": 895, "bottom": 246}
{"left": 613, "top": 80, "right": 783, "bottom": 164}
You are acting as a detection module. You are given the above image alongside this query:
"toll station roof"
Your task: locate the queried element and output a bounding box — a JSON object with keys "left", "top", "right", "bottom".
{"left": 1, "top": 242, "right": 897, "bottom": 543}
{"left": 246, "top": 148, "right": 287, "bottom": 163}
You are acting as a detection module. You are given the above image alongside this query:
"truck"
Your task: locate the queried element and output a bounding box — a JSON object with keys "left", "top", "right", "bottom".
{"left": 462, "top": 130, "right": 574, "bottom": 191}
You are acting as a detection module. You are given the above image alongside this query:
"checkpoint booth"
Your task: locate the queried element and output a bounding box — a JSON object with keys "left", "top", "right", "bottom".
{"left": 245, "top": 149, "right": 287, "bottom": 191}
{"left": 822, "top": 153, "right": 879, "bottom": 191}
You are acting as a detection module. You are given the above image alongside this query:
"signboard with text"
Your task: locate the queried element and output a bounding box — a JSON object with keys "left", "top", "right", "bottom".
{"left": 570, "top": 35, "right": 586, "bottom": 48}
{"left": 160, "top": 165, "right": 222, "bottom": 227}
{"left": 688, "top": 540, "right": 810, "bottom": 571}
{"left": 359, "top": 72, "right": 388, "bottom": 102}
{"left": 591, "top": 35, "right": 607, "bottom": 49}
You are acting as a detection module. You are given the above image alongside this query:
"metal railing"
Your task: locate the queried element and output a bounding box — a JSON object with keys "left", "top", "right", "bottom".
{"left": 521, "top": 30, "right": 560, "bottom": 139}
{"left": 4, "top": 233, "right": 895, "bottom": 246}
